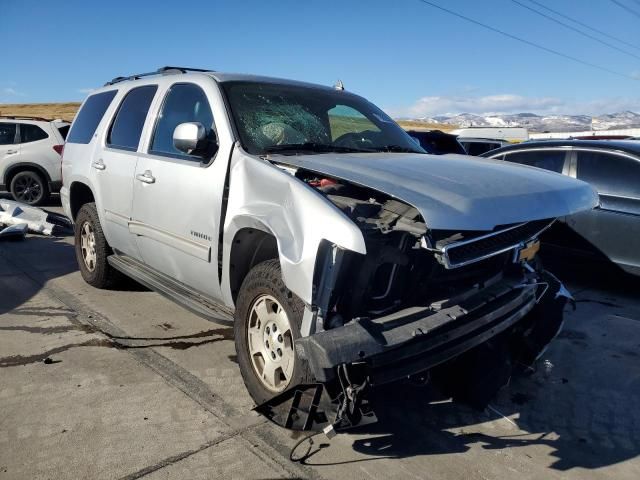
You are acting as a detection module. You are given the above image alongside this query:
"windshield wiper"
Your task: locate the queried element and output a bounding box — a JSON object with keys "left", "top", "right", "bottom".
{"left": 375, "top": 144, "right": 422, "bottom": 153}
{"left": 264, "top": 142, "right": 375, "bottom": 155}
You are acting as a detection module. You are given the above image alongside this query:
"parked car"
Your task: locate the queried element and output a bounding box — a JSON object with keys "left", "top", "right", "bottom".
{"left": 458, "top": 137, "right": 511, "bottom": 156}
{"left": 0, "top": 116, "right": 69, "bottom": 205}
{"left": 570, "top": 135, "right": 632, "bottom": 140}
{"left": 61, "top": 67, "right": 596, "bottom": 431}
{"left": 482, "top": 140, "right": 640, "bottom": 275}
{"left": 405, "top": 130, "right": 466, "bottom": 155}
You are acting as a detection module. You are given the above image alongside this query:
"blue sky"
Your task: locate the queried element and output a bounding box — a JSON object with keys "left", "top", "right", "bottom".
{"left": 2, "top": 0, "right": 640, "bottom": 117}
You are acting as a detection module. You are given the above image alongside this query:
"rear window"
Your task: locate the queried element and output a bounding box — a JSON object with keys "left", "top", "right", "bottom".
{"left": 20, "top": 124, "right": 49, "bottom": 143}
{"left": 503, "top": 150, "right": 566, "bottom": 173}
{"left": 57, "top": 125, "right": 70, "bottom": 140}
{"left": 67, "top": 90, "right": 117, "bottom": 144}
{"left": 107, "top": 85, "right": 157, "bottom": 151}
{"left": 0, "top": 123, "right": 17, "bottom": 145}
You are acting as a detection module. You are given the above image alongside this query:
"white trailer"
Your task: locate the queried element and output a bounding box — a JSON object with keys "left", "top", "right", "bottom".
{"left": 451, "top": 127, "right": 529, "bottom": 142}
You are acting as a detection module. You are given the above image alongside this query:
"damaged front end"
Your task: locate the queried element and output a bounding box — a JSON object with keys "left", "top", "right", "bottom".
{"left": 257, "top": 167, "right": 576, "bottom": 433}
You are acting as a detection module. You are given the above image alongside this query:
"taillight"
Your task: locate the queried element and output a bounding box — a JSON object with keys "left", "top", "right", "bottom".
{"left": 57, "top": 144, "right": 65, "bottom": 186}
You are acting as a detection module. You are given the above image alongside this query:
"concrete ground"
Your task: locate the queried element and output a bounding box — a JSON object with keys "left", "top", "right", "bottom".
{"left": 1, "top": 195, "right": 639, "bottom": 479}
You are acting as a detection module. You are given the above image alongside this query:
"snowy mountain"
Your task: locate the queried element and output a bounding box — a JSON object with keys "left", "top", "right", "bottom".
{"left": 415, "top": 111, "right": 640, "bottom": 132}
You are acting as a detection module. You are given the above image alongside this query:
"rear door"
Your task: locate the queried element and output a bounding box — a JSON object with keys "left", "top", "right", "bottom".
{"left": 131, "top": 80, "right": 232, "bottom": 300}
{"left": 0, "top": 123, "right": 20, "bottom": 184}
{"left": 570, "top": 149, "right": 640, "bottom": 271}
{"left": 92, "top": 85, "right": 158, "bottom": 258}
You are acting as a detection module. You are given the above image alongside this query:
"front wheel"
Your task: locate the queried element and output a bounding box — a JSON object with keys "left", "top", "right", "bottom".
{"left": 234, "top": 259, "right": 313, "bottom": 405}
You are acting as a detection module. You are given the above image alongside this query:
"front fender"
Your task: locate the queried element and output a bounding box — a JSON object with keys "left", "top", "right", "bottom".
{"left": 221, "top": 151, "right": 366, "bottom": 307}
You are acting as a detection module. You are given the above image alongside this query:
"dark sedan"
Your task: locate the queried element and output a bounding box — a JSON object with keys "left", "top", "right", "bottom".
{"left": 406, "top": 130, "right": 467, "bottom": 155}
{"left": 481, "top": 140, "right": 640, "bottom": 275}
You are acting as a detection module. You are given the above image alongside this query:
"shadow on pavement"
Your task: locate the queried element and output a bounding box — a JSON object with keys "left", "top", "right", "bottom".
{"left": 345, "top": 372, "right": 639, "bottom": 471}
{"left": 2, "top": 215, "right": 639, "bottom": 473}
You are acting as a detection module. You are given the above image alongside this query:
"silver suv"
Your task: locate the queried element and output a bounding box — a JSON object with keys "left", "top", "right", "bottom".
{"left": 0, "top": 116, "right": 69, "bottom": 205}
{"left": 61, "top": 67, "right": 597, "bottom": 430}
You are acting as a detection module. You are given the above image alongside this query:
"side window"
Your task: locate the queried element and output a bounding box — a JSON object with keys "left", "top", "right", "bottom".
{"left": 0, "top": 123, "right": 17, "bottom": 145}
{"left": 107, "top": 85, "right": 157, "bottom": 151}
{"left": 577, "top": 151, "right": 640, "bottom": 198}
{"left": 67, "top": 90, "right": 118, "bottom": 144}
{"left": 57, "top": 125, "right": 70, "bottom": 140}
{"left": 328, "top": 105, "right": 379, "bottom": 141}
{"left": 503, "top": 150, "right": 565, "bottom": 173}
{"left": 20, "top": 124, "right": 49, "bottom": 143}
{"left": 150, "top": 83, "right": 214, "bottom": 159}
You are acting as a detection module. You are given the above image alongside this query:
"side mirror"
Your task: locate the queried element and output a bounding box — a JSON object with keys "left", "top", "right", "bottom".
{"left": 173, "top": 122, "right": 216, "bottom": 157}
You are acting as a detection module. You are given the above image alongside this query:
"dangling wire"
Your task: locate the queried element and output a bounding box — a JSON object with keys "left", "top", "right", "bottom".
{"left": 289, "top": 431, "right": 323, "bottom": 462}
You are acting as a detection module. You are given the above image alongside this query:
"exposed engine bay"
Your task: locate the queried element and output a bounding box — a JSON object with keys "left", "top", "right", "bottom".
{"left": 288, "top": 165, "right": 553, "bottom": 324}
{"left": 258, "top": 162, "right": 572, "bottom": 435}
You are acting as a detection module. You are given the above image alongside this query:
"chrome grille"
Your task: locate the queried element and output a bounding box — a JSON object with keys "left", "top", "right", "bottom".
{"left": 436, "top": 219, "right": 553, "bottom": 269}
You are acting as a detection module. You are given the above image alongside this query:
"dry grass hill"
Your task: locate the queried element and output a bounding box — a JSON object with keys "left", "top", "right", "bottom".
{"left": 0, "top": 102, "right": 456, "bottom": 131}
{"left": 0, "top": 103, "right": 81, "bottom": 122}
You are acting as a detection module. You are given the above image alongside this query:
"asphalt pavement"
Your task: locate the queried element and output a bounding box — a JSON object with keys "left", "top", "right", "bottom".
{"left": 1, "top": 194, "right": 639, "bottom": 479}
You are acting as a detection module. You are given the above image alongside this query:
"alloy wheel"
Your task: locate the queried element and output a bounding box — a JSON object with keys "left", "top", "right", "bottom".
{"left": 80, "top": 221, "right": 97, "bottom": 272}
{"left": 246, "top": 294, "right": 295, "bottom": 392}
{"left": 13, "top": 174, "right": 43, "bottom": 204}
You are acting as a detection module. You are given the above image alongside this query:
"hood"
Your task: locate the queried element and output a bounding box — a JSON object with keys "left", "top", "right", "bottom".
{"left": 275, "top": 152, "right": 598, "bottom": 231}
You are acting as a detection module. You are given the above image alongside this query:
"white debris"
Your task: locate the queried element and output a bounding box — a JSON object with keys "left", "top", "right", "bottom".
{"left": 0, "top": 223, "right": 28, "bottom": 241}
{"left": 0, "top": 199, "right": 70, "bottom": 236}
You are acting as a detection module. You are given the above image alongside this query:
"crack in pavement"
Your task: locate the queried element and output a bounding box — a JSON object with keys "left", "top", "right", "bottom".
{"left": 118, "top": 423, "right": 258, "bottom": 480}
{"left": 0, "top": 248, "right": 322, "bottom": 480}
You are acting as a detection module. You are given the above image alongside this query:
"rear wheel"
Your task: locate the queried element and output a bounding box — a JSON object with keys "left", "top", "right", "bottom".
{"left": 234, "top": 260, "right": 313, "bottom": 404}
{"left": 10, "top": 170, "right": 49, "bottom": 206}
{"left": 74, "top": 202, "right": 120, "bottom": 289}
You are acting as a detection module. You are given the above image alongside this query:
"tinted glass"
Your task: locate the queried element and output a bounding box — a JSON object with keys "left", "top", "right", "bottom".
{"left": 577, "top": 150, "right": 640, "bottom": 197}
{"left": 503, "top": 150, "right": 566, "bottom": 173}
{"left": 107, "top": 85, "right": 157, "bottom": 151}
{"left": 222, "top": 81, "right": 424, "bottom": 156}
{"left": 67, "top": 90, "right": 117, "bottom": 144}
{"left": 20, "top": 124, "right": 49, "bottom": 143}
{"left": 57, "top": 125, "right": 70, "bottom": 140}
{"left": 0, "top": 123, "right": 17, "bottom": 145}
{"left": 150, "top": 83, "right": 214, "bottom": 159}
{"left": 465, "top": 142, "right": 501, "bottom": 156}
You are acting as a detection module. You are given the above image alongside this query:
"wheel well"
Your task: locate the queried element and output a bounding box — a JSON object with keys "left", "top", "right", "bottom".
{"left": 69, "top": 182, "right": 95, "bottom": 220}
{"left": 5, "top": 163, "right": 51, "bottom": 188}
{"left": 229, "top": 228, "right": 278, "bottom": 303}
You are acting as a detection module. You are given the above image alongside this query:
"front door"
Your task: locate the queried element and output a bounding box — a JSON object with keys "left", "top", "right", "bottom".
{"left": 0, "top": 123, "right": 20, "bottom": 182}
{"left": 131, "top": 81, "right": 230, "bottom": 300}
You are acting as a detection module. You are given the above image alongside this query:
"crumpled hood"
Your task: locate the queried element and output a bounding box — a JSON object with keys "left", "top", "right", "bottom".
{"left": 275, "top": 152, "right": 598, "bottom": 231}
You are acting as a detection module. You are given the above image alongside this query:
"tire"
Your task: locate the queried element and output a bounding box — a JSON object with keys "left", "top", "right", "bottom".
{"left": 10, "top": 170, "right": 49, "bottom": 206}
{"left": 74, "top": 202, "right": 120, "bottom": 289}
{"left": 234, "top": 259, "right": 314, "bottom": 405}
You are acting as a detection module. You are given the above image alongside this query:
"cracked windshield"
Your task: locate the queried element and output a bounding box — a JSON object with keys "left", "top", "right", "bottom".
{"left": 223, "top": 81, "right": 425, "bottom": 155}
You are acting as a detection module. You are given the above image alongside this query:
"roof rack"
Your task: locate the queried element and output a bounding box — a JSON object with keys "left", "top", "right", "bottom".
{"left": 104, "top": 66, "right": 214, "bottom": 86}
{"left": 0, "top": 115, "right": 52, "bottom": 122}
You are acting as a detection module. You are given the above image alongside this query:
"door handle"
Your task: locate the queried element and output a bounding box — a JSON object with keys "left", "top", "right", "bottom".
{"left": 136, "top": 170, "right": 156, "bottom": 184}
{"left": 92, "top": 159, "right": 106, "bottom": 170}
{"left": 6, "top": 149, "right": 17, "bottom": 154}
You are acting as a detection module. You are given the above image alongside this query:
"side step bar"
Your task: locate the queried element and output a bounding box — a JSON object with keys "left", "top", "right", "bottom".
{"left": 108, "top": 254, "right": 234, "bottom": 324}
